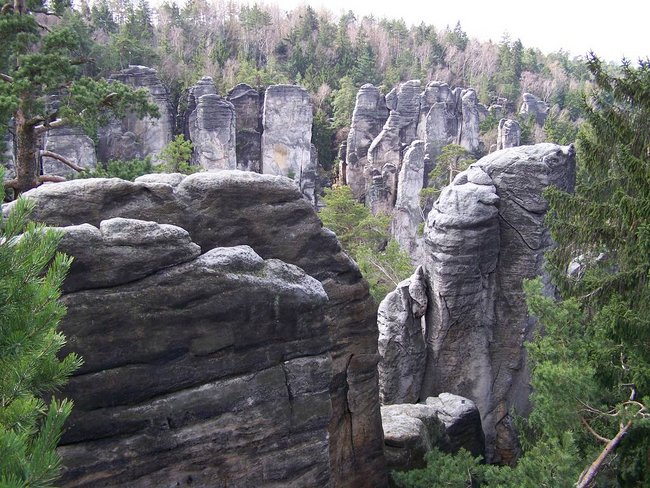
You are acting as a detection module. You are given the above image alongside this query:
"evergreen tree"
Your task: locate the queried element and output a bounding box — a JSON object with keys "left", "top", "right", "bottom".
{"left": 0, "top": 170, "right": 82, "bottom": 486}
{"left": 0, "top": 0, "right": 159, "bottom": 196}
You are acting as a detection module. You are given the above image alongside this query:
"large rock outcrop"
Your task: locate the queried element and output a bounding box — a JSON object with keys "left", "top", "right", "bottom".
{"left": 519, "top": 92, "right": 549, "bottom": 126}
{"left": 381, "top": 393, "right": 484, "bottom": 471}
{"left": 227, "top": 83, "right": 262, "bottom": 172}
{"left": 261, "top": 85, "right": 315, "bottom": 204}
{"left": 421, "top": 143, "right": 576, "bottom": 464}
{"left": 190, "top": 93, "right": 237, "bottom": 170}
{"left": 42, "top": 126, "right": 97, "bottom": 178}
{"left": 4, "top": 171, "right": 387, "bottom": 488}
{"left": 496, "top": 118, "right": 521, "bottom": 150}
{"left": 345, "top": 84, "right": 388, "bottom": 201}
{"left": 97, "top": 65, "right": 174, "bottom": 163}
{"left": 178, "top": 76, "right": 218, "bottom": 142}
{"left": 378, "top": 266, "right": 427, "bottom": 405}
{"left": 418, "top": 82, "right": 459, "bottom": 174}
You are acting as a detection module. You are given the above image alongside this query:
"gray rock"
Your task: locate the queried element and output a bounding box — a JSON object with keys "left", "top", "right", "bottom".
{"left": 381, "top": 393, "right": 484, "bottom": 471}
{"left": 227, "top": 83, "right": 262, "bottom": 172}
{"left": 5, "top": 170, "right": 388, "bottom": 488}
{"left": 421, "top": 143, "right": 576, "bottom": 464}
{"left": 179, "top": 76, "right": 218, "bottom": 142}
{"left": 42, "top": 126, "right": 97, "bottom": 178}
{"left": 520, "top": 92, "right": 549, "bottom": 125}
{"left": 378, "top": 266, "right": 427, "bottom": 405}
{"left": 459, "top": 89, "right": 482, "bottom": 154}
{"left": 55, "top": 239, "right": 332, "bottom": 487}
{"left": 346, "top": 84, "right": 388, "bottom": 201}
{"left": 98, "top": 66, "right": 174, "bottom": 163}
{"left": 497, "top": 118, "right": 521, "bottom": 150}
{"left": 419, "top": 82, "right": 459, "bottom": 172}
{"left": 2, "top": 123, "right": 15, "bottom": 181}
{"left": 190, "top": 93, "right": 237, "bottom": 170}
{"left": 393, "top": 140, "right": 425, "bottom": 262}
{"left": 261, "top": 85, "right": 314, "bottom": 204}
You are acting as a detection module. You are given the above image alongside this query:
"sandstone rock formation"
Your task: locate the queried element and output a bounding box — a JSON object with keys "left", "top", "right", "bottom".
{"left": 190, "top": 93, "right": 237, "bottom": 170}
{"left": 418, "top": 82, "right": 459, "bottom": 173}
{"left": 378, "top": 266, "right": 427, "bottom": 405}
{"left": 97, "top": 65, "right": 173, "bottom": 163}
{"left": 421, "top": 143, "right": 576, "bottom": 464}
{"left": 42, "top": 126, "right": 97, "bottom": 178}
{"left": 520, "top": 92, "right": 549, "bottom": 125}
{"left": 2, "top": 126, "right": 15, "bottom": 181}
{"left": 227, "top": 83, "right": 262, "bottom": 172}
{"left": 496, "top": 118, "right": 521, "bottom": 150}
{"left": 261, "top": 85, "right": 315, "bottom": 204}
{"left": 459, "top": 89, "right": 482, "bottom": 154}
{"left": 382, "top": 393, "right": 484, "bottom": 471}
{"left": 367, "top": 80, "right": 421, "bottom": 214}
{"left": 392, "top": 140, "right": 426, "bottom": 262}
{"left": 178, "top": 76, "right": 218, "bottom": 142}
{"left": 5, "top": 171, "right": 387, "bottom": 488}
{"left": 345, "top": 84, "right": 388, "bottom": 200}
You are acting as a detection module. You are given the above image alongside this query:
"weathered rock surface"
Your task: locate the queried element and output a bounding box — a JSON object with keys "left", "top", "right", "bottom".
{"left": 261, "top": 85, "right": 315, "bottom": 204}
{"left": 419, "top": 82, "right": 459, "bottom": 173}
{"left": 42, "top": 126, "right": 97, "bottom": 178}
{"left": 178, "top": 76, "right": 218, "bottom": 142}
{"left": 55, "top": 228, "right": 332, "bottom": 487}
{"left": 496, "top": 118, "right": 521, "bottom": 150}
{"left": 98, "top": 66, "right": 174, "bottom": 163}
{"left": 378, "top": 266, "right": 427, "bottom": 405}
{"left": 345, "top": 84, "right": 388, "bottom": 201}
{"left": 381, "top": 393, "right": 484, "bottom": 471}
{"left": 520, "top": 92, "right": 549, "bottom": 126}
{"left": 421, "top": 143, "right": 576, "bottom": 464}
{"left": 227, "top": 83, "right": 262, "bottom": 172}
{"left": 2, "top": 125, "right": 15, "bottom": 180}
{"left": 367, "top": 80, "right": 421, "bottom": 214}
{"left": 459, "top": 89, "right": 482, "bottom": 154}
{"left": 5, "top": 171, "right": 387, "bottom": 488}
{"left": 190, "top": 93, "right": 237, "bottom": 170}
{"left": 393, "top": 140, "right": 426, "bottom": 262}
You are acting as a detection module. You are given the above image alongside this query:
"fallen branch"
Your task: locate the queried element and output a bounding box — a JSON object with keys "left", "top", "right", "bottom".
{"left": 577, "top": 420, "right": 632, "bottom": 488}
{"left": 35, "top": 118, "right": 66, "bottom": 134}
{"left": 0, "top": 73, "right": 14, "bottom": 83}
{"left": 40, "top": 150, "right": 83, "bottom": 172}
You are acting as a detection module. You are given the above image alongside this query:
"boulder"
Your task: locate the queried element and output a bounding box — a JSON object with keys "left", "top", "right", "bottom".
{"left": 378, "top": 266, "right": 427, "bottom": 405}
{"left": 496, "top": 118, "right": 521, "bottom": 150}
{"left": 227, "top": 83, "right": 262, "bottom": 172}
{"left": 381, "top": 393, "right": 484, "bottom": 471}
{"left": 346, "top": 84, "right": 388, "bottom": 201}
{"left": 97, "top": 66, "right": 174, "bottom": 163}
{"left": 4, "top": 170, "right": 388, "bottom": 488}
{"left": 421, "top": 143, "right": 576, "bottom": 464}
{"left": 392, "top": 140, "right": 426, "bottom": 262}
{"left": 261, "top": 85, "right": 314, "bottom": 204}
{"left": 42, "top": 126, "right": 97, "bottom": 178}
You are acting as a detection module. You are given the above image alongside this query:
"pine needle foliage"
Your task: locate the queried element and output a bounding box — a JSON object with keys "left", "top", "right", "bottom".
{"left": 0, "top": 173, "right": 82, "bottom": 486}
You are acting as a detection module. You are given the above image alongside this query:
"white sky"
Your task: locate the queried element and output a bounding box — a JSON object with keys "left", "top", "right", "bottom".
{"left": 233, "top": 0, "right": 649, "bottom": 62}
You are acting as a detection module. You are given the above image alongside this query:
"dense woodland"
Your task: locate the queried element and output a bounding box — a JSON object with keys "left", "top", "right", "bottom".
{"left": 1, "top": 0, "right": 649, "bottom": 486}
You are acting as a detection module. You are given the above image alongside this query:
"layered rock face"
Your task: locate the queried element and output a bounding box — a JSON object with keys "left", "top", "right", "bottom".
{"left": 178, "top": 76, "right": 218, "bottom": 142}
{"left": 227, "top": 83, "right": 262, "bottom": 172}
{"left": 261, "top": 85, "right": 316, "bottom": 204}
{"left": 496, "top": 118, "right": 521, "bottom": 150}
{"left": 42, "top": 126, "right": 97, "bottom": 177}
{"left": 381, "top": 393, "right": 484, "bottom": 471}
{"left": 2, "top": 126, "right": 15, "bottom": 180}
{"left": 6, "top": 171, "right": 387, "bottom": 488}
{"left": 419, "top": 82, "right": 459, "bottom": 172}
{"left": 98, "top": 65, "right": 174, "bottom": 163}
{"left": 421, "top": 143, "right": 576, "bottom": 464}
{"left": 345, "top": 84, "right": 388, "bottom": 200}
{"left": 190, "top": 94, "right": 237, "bottom": 170}
{"left": 520, "top": 92, "right": 549, "bottom": 125}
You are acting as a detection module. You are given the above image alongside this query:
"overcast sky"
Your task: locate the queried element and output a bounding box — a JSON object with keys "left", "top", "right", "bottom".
{"left": 233, "top": 0, "right": 649, "bottom": 62}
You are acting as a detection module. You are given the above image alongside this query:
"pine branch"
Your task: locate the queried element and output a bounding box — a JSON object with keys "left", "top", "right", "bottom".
{"left": 40, "top": 150, "right": 83, "bottom": 172}
{"left": 0, "top": 73, "right": 14, "bottom": 83}
{"left": 576, "top": 420, "right": 632, "bottom": 488}
{"left": 38, "top": 175, "right": 67, "bottom": 183}
{"left": 35, "top": 118, "right": 66, "bottom": 134}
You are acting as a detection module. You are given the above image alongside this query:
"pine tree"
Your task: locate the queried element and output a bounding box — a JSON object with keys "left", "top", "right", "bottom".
{"left": 0, "top": 0, "right": 159, "bottom": 196}
{"left": 0, "top": 171, "right": 82, "bottom": 486}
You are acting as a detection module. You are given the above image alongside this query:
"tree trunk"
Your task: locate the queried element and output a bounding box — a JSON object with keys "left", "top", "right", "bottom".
{"left": 14, "top": 105, "right": 40, "bottom": 195}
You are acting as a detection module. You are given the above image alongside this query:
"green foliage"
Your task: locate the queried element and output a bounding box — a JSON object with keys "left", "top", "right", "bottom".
{"left": 80, "top": 157, "right": 153, "bottom": 181}
{"left": 0, "top": 171, "right": 82, "bottom": 486}
{"left": 543, "top": 109, "right": 579, "bottom": 145}
{"left": 392, "top": 448, "right": 484, "bottom": 487}
{"left": 320, "top": 186, "right": 412, "bottom": 301}
{"left": 427, "top": 144, "right": 476, "bottom": 191}
{"left": 312, "top": 109, "right": 336, "bottom": 171}
{"left": 331, "top": 76, "right": 359, "bottom": 129}
{"left": 156, "top": 134, "right": 197, "bottom": 174}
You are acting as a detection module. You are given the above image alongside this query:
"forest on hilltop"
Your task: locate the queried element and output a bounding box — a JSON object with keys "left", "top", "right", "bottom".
{"left": 17, "top": 0, "right": 595, "bottom": 170}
